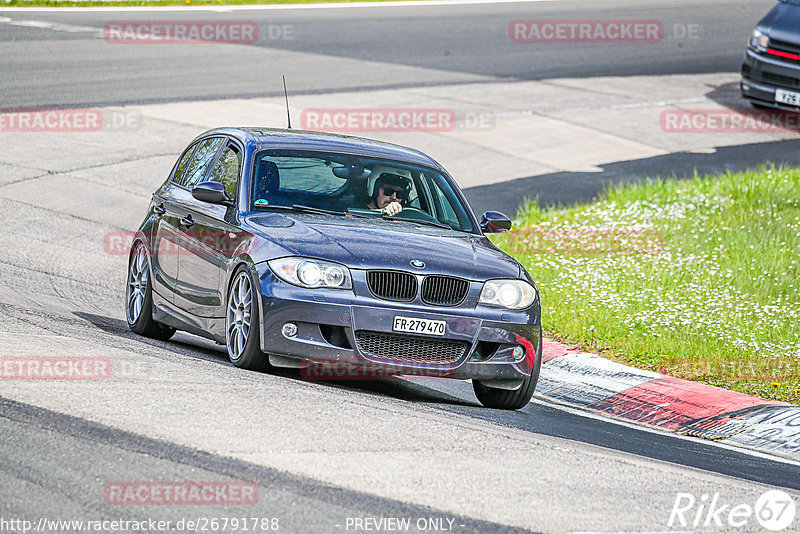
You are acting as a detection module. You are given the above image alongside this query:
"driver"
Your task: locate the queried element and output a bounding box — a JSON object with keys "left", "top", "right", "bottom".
{"left": 367, "top": 171, "right": 412, "bottom": 216}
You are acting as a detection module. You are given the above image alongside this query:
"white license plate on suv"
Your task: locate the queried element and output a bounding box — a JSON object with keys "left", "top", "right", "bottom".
{"left": 775, "top": 89, "right": 800, "bottom": 106}
{"left": 392, "top": 316, "right": 446, "bottom": 336}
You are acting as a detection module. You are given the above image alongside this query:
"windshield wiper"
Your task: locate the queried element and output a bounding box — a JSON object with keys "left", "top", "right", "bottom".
{"left": 255, "top": 204, "right": 346, "bottom": 216}
{"left": 291, "top": 204, "right": 347, "bottom": 216}
{"left": 383, "top": 216, "right": 453, "bottom": 230}
{"left": 255, "top": 204, "right": 448, "bottom": 226}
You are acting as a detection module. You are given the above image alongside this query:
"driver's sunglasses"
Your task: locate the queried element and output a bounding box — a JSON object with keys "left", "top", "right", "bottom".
{"left": 381, "top": 186, "right": 407, "bottom": 200}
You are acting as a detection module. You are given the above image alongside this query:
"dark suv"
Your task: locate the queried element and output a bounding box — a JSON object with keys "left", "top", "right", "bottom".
{"left": 741, "top": 0, "right": 800, "bottom": 110}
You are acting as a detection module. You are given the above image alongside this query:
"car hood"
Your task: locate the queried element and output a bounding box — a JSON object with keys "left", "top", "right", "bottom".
{"left": 761, "top": 2, "right": 800, "bottom": 45}
{"left": 246, "top": 213, "right": 520, "bottom": 280}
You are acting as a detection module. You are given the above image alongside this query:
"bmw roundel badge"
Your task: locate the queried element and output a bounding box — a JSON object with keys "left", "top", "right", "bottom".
{"left": 410, "top": 260, "right": 425, "bottom": 269}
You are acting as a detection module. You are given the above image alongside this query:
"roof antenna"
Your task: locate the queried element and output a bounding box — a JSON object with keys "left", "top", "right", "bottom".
{"left": 282, "top": 74, "right": 292, "bottom": 129}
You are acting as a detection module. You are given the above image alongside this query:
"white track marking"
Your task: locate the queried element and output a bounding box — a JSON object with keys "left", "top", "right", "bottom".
{"left": 0, "top": 18, "right": 103, "bottom": 35}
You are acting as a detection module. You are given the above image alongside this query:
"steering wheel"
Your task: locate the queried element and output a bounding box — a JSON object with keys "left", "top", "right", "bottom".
{"left": 395, "top": 206, "right": 440, "bottom": 224}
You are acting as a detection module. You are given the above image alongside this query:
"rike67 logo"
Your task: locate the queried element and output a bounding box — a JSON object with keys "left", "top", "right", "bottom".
{"left": 669, "top": 490, "right": 796, "bottom": 531}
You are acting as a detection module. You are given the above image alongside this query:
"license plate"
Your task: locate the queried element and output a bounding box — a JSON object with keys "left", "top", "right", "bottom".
{"left": 775, "top": 88, "right": 800, "bottom": 106}
{"left": 392, "top": 316, "right": 446, "bottom": 336}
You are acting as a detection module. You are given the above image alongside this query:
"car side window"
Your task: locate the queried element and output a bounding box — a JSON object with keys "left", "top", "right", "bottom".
{"left": 423, "top": 173, "right": 473, "bottom": 231}
{"left": 180, "top": 137, "right": 224, "bottom": 189}
{"left": 434, "top": 186, "right": 459, "bottom": 226}
{"left": 206, "top": 144, "right": 241, "bottom": 199}
{"left": 171, "top": 144, "right": 197, "bottom": 185}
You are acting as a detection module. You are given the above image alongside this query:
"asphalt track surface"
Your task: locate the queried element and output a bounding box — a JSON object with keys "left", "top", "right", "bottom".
{"left": 0, "top": 0, "right": 779, "bottom": 108}
{"left": 2, "top": 0, "right": 800, "bottom": 532}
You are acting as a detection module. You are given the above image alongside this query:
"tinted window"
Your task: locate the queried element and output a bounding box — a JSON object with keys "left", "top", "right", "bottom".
{"left": 207, "top": 145, "right": 241, "bottom": 199}
{"left": 264, "top": 155, "right": 347, "bottom": 194}
{"left": 171, "top": 144, "right": 196, "bottom": 184}
{"left": 433, "top": 181, "right": 459, "bottom": 226}
{"left": 180, "top": 137, "right": 224, "bottom": 189}
{"left": 423, "top": 172, "right": 473, "bottom": 231}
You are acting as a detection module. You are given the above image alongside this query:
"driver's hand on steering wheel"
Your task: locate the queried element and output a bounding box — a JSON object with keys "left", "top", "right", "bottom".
{"left": 381, "top": 201, "right": 403, "bottom": 217}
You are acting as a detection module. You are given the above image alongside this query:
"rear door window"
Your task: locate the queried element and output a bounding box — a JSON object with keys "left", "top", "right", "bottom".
{"left": 206, "top": 144, "right": 242, "bottom": 199}
{"left": 171, "top": 144, "right": 197, "bottom": 185}
{"left": 179, "top": 137, "right": 224, "bottom": 189}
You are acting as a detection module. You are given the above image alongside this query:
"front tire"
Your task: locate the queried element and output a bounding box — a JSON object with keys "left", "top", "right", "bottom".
{"left": 473, "top": 329, "right": 542, "bottom": 410}
{"left": 126, "top": 241, "right": 176, "bottom": 341}
{"left": 226, "top": 266, "right": 270, "bottom": 371}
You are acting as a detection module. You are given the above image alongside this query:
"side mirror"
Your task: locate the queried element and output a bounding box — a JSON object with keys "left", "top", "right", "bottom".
{"left": 192, "top": 181, "right": 231, "bottom": 205}
{"left": 480, "top": 211, "right": 512, "bottom": 233}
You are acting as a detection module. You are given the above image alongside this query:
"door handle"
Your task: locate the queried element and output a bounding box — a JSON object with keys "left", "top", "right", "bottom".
{"left": 180, "top": 215, "right": 194, "bottom": 228}
{"left": 154, "top": 203, "right": 166, "bottom": 215}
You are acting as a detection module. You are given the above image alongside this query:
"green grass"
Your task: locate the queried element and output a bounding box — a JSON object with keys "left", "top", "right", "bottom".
{"left": 492, "top": 166, "right": 800, "bottom": 404}
{"left": 2, "top": 0, "right": 401, "bottom": 6}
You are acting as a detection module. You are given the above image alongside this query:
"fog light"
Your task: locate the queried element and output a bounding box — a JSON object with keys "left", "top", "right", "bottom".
{"left": 512, "top": 346, "right": 525, "bottom": 361}
{"left": 282, "top": 322, "right": 298, "bottom": 338}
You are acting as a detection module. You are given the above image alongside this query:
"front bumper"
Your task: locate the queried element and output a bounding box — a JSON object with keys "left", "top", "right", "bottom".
{"left": 256, "top": 268, "right": 540, "bottom": 382}
{"left": 741, "top": 48, "right": 800, "bottom": 110}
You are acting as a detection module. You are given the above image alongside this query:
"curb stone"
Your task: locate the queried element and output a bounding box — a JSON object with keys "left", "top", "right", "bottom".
{"left": 537, "top": 338, "right": 800, "bottom": 462}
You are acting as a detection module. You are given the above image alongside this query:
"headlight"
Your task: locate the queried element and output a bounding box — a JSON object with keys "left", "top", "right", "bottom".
{"left": 479, "top": 279, "right": 537, "bottom": 310}
{"left": 268, "top": 257, "right": 352, "bottom": 289}
{"left": 750, "top": 29, "right": 769, "bottom": 52}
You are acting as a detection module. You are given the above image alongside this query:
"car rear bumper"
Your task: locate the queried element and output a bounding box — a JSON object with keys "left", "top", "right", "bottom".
{"left": 741, "top": 49, "right": 800, "bottom": 110}
{"left": 256, "top": 271, "right": 540, "bottom": 383}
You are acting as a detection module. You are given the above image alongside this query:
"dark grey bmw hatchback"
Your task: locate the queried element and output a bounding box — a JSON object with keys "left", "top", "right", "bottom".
{"left": 126, "top": 127, "right": 542, "bottom": 409}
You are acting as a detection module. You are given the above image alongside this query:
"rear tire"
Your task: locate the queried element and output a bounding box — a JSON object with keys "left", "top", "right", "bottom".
{"left": 473, "top": 329, "right": 542, "bottom": 410}
{"left": 226, "top": 266, "right": 270, "bottom": 371}
{"left": 125, "top": 241, "right": 176, "bottom": 341}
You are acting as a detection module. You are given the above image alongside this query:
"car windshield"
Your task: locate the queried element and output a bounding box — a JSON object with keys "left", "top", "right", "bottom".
{"left": 250, "top": 150, "right": 476, "bottom": 232}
